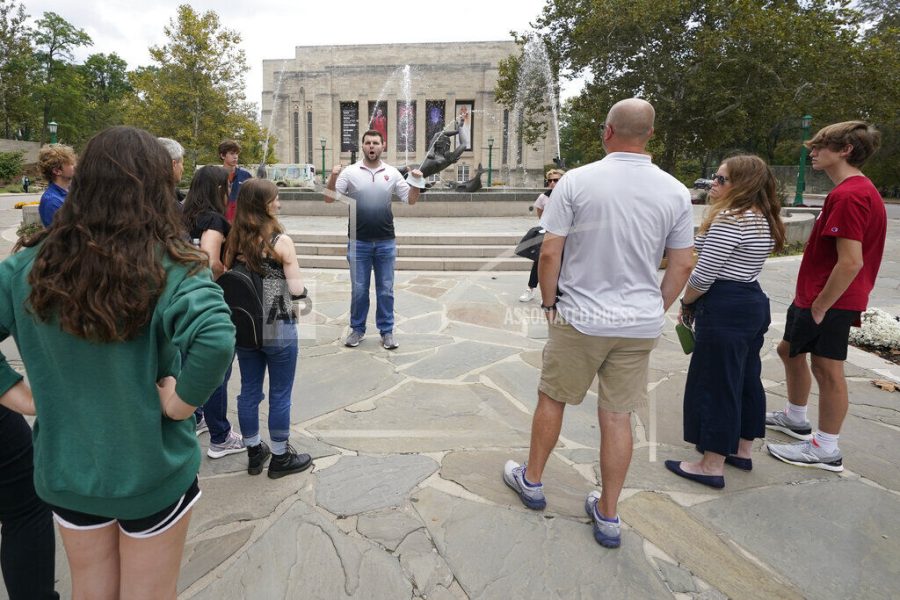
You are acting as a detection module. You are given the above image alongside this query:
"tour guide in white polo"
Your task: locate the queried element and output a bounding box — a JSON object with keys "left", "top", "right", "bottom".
{"left": 325, "top": 129, "right": 423, "bottom": 350}
{"left": 502, "top": 98, "right": 695, "bottom": 549}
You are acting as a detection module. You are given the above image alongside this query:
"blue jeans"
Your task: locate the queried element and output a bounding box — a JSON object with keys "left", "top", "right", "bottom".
{"left": 200, "top": 362, "right": 233, "bottom": 444}
{"left": 236, "top": 322, "right": 298, "bottom": 449}
{"left": 347, "top": 239, "right": 397, "bottom": 335}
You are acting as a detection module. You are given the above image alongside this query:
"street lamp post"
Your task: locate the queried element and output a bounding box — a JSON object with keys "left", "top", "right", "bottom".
{"left": 48, "top": 121, "right": 58, "bottom": 144}
{"left": 793, "top": 114, "right": 813, "bottom": 206}
{"left": 320, "top": 137, "right": 327, "bottom": 184}
{"left": 487, "top": 136, "right": 494, "bottom": 187}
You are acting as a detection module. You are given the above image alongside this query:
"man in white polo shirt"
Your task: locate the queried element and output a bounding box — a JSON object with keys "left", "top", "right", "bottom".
{"left": 325, "top": 129, "right": 423, "bottom": 350}
{"left": 502, "top": 98, "right": 695, "bottom": 549}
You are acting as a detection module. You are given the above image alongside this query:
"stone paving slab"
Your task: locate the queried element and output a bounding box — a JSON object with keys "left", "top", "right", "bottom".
{"left": 620, "top": 492, "right": 805, "bottom": 600}
{"left": 310, "top": 381, "right": 532, "bottom": 453}
{"left": 690, "top": 480, "right": 900, "bottom": 600}
{"left": 411, "top": 487, "right": 673, "bottom": 599}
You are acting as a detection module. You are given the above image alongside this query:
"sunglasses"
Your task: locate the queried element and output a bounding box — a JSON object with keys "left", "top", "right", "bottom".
{"left": 547, "top": 178, "right": 560, "bottom": 183}
{"left": 711, "top": 174, "right": 730, "bottom": 185}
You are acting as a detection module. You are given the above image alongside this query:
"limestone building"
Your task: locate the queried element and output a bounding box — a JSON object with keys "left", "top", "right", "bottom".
{"left": 261, "top": 42, "right": 557, "bottom": 186}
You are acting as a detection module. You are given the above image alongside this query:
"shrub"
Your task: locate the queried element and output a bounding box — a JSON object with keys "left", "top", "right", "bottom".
{"left": 0, "top": 151, "right": 25, "bottom": 183}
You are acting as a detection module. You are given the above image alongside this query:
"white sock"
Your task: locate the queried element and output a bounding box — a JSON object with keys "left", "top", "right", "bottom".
{"left": 814, "top": 431, "right": 839, "bottom": 454}
{"left": 786, "top": 402, "right": 808, "bottom": 423}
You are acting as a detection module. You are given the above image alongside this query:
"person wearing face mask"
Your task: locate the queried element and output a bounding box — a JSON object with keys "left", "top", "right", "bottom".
{"left": 519, "top": 168, "right": 565, "bottom": 302}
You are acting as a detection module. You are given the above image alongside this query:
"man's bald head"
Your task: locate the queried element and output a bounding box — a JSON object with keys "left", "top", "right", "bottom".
{"left": 605, "top": 98, "right": 655, "bottom": 144}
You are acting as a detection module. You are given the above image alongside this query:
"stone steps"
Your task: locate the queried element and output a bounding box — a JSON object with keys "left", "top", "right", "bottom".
{"left": 291, "top": 232, "right": 531, "bottom": 271}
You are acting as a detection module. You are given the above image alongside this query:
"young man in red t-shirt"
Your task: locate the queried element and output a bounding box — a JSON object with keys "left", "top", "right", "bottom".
{"left": 766, "top": 121, "right": 886, "bottom": 472}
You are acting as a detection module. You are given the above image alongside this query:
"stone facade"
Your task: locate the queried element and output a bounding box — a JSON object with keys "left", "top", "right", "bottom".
{"left": 261, "top": 42, "right": 557, "bottom": 187}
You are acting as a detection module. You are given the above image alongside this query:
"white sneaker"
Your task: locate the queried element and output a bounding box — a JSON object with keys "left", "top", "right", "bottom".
{"left": 518, "top": 289, "right": 534, "bottom": 302}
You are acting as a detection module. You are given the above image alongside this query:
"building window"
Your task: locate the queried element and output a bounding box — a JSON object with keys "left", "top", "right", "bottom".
{"left": 306, "top": 111, "right": 313, "bottom": 164}
{"left": 396, "top": 100, "right": 416, "bottom": 153}
{"left": 293, "top": 110, "right": 300, "bottom": 164}
{"left": 516, "top": 111, "right": 524, "bottom": 167}
{"left": 457, "top": 164, "right": 470, "bottom": 181}
{"left": 502, "top": 109, "right": 509, "bottom": 165}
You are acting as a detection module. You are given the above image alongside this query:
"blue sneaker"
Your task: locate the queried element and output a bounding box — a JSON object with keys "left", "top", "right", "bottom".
{"left": 584, "top": 491, "right": 621, "bottom": 548}
{"left": 502, "top": 460, "right": 546, "bottom": 509}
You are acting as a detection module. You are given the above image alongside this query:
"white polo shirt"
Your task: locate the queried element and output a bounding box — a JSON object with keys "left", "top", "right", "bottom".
{"left": 541, "top": 152, "right": 694, "bottom": 338}
{"left": 335, "top": 161, "right": 411, "bottom": 241}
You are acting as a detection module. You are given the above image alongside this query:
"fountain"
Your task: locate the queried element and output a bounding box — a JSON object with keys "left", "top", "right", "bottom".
{"left": 508, "top": 32, "right": 563, "bottom": 185}
{"left": 259, "top": 60, "right": 288, "bottom": 176}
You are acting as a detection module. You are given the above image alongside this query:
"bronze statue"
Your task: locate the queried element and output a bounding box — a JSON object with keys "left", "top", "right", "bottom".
{"left": 399, "top": 127, "right": 467, "bottom": 183}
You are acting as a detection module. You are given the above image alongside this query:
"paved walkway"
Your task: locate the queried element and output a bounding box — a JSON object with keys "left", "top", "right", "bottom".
{"left": 0, "top": 197, "right": 899, "bottom": 599}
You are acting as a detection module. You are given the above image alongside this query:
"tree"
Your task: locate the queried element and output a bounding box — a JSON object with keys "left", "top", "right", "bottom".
{"left": 528, "top": 0, "right": 897, "bottom": 183}
{"left": 0, "top": 150, "right": 24, "bottom": 182}
{"left": 127, "top": 5, "right": 267, "bottom": 169}
{"left": 31, "top": 11, "right": 92, "bottom": 143}
{"left": 80, "top": 53, "right": 132, "bottom": 134}
{"left": 0, "top": 0, "right": 36, "bottom": 139}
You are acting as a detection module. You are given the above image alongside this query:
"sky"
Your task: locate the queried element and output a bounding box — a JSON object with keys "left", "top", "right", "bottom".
{"left": 25, "top": 0, "right": 585, "bottom": 118}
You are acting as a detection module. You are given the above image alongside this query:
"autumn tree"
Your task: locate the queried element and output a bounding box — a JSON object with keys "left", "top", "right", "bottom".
{"left": 128, "top": 5, "right": 268, "bottom": 169}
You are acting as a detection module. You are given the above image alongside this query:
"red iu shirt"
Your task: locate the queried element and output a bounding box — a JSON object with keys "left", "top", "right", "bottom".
{"left": 794, "top": 175, "right": 886, "bottom": 312}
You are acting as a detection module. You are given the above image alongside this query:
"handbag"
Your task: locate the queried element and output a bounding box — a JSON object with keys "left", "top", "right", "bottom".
{"left": 515, "top": 226, "right": 545, "bottom": 261}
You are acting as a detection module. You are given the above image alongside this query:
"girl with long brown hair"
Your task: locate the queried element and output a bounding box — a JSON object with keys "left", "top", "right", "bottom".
{"left": 666, "top": 154, "right": 785, "bottom": 489}
{"left": 0, "top": 126, "right": 235, "bottom": 599}
{"left": 225, "top": 179, "right": 312, "bottom": 479}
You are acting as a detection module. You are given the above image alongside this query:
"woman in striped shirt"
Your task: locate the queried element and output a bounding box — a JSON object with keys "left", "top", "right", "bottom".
{"left": 665, "top": 155, "right": 786, "bottom": 489}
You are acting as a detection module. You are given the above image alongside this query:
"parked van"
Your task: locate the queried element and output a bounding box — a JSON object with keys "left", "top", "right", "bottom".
{"left": 266, "top": 163, "right": 317, "bottom": 189}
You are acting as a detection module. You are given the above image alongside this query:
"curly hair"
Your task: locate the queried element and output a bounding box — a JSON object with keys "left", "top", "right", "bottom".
{"left": 38, "top": 144, "right": 76, "bottom": 182}
{"left": 699, "top": 155, "right": 786, "bottom": 253}
{"left": 23, "top": 126, "right": 206, "bottom": 342}
{"left": 182, "top": 165, "right": 229, "bottom": 231}
{"left": 225, "top": 179, "right": 283, "bottom": 273}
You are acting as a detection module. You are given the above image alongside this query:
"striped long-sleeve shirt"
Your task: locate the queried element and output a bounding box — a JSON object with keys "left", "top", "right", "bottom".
{"left": 688, "top": 210, "right": 775, "bottom": 292}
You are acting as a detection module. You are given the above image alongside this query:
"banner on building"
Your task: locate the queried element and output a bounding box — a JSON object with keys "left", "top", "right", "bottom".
{"left": 340, "top": 102, "right": 359, "bottom": 152}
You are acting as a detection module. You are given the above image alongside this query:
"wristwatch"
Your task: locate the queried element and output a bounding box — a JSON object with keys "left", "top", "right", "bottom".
{"left": 540, "top": 302, "right": 557, "bottom": 313}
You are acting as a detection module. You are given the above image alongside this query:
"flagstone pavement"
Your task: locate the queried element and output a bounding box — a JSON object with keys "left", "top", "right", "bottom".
{"left": 1, "top": 197, "right": 899, "bottom": 599}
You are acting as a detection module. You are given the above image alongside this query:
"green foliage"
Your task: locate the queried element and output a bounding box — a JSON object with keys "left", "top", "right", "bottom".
{"left": 127, "top": 5, "right": 265, "bottom": 168}
{"left": 79, "top": 53, "right": 132, "bottom": 135}
{"left": 32, "top": 11, "right": 93, "bottom": 144}
{"left": 0, "top": 0, "right": 36, "bottom": 139}
{"left": 0, "top": 150, "right": 24, "bottom": 181}
{"left": 531, "top": 0, "right": 899, "bottom": 185}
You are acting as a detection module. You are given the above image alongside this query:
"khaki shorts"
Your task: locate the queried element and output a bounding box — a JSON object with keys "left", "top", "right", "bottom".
{"left": 539, "top": 318, "right": 658, "bottom": 412}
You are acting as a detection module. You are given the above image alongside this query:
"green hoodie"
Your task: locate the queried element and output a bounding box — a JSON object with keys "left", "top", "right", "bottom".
{"left": 0, "top": 244, "right": 235, "bottom": 519}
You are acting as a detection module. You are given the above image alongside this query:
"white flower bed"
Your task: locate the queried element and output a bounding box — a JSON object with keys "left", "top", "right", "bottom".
{"left": 849, "top": 308, "right": 900, "bottom": 350}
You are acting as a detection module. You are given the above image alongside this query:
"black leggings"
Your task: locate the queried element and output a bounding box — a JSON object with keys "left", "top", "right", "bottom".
{"left": 0, "top": 408, "right": 58, "bottom": 600}
{"left": 527, "top": 255, "right": 539, "bottom": 289}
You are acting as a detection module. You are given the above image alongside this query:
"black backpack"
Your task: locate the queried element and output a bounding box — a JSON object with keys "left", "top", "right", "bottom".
{"left": 217, "top": 260, "right": 264, "bottom": 350}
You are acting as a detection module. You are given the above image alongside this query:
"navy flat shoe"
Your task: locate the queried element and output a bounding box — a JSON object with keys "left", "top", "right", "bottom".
{"left": 694, "top": 446, "right": 752, "bottom": 471}
{"left": 724, "top": 455, "right": 752, "bottom": 471}
{"left": 665, "top": 460, "right": 725, "bottom": 489}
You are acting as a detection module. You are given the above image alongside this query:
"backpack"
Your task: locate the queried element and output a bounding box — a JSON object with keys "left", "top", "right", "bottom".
{"left": 514, "top": 226, "right": 545, "bottom": 261}
{"left": 217, "top": 260, "right": 265, "bottom": 350}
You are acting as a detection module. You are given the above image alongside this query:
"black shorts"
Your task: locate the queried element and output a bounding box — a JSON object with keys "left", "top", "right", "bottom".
{"left": 50, "top": 477, "right": 200, "bottom": 539}
{"left": 783, "top": 303, "right": 860, "bottom": 361}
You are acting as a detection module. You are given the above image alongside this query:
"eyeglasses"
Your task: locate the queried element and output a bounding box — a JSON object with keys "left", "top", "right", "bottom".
{"left": 711, "top": 174, "right": 730, "bottom": 185}
{"left": 547, "top": 178, "right": 560, "bottom": 184}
